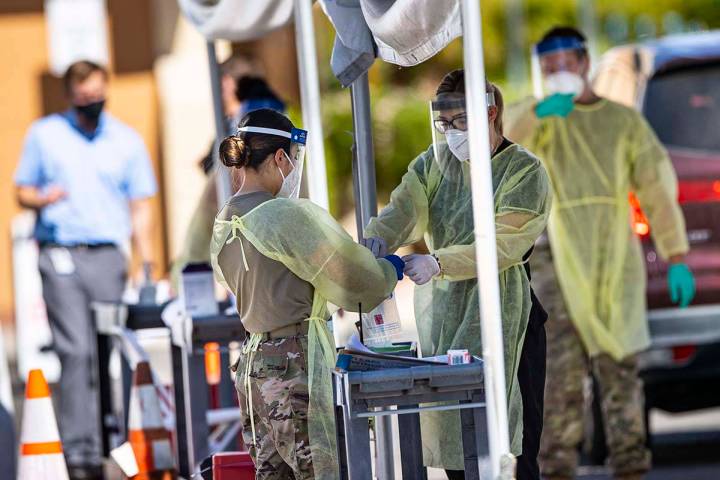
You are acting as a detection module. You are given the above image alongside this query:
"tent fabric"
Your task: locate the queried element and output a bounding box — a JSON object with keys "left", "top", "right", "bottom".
{"left": 319, "top": 0, "right": 462, "bottom": 86}
{"left": 178, "top": 0, "right": 294, "bottom": 41}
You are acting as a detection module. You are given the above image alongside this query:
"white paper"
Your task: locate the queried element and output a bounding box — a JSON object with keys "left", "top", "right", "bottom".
{"left": 180, "top": 270, "right": 218, "bottom": 318}
{"left": 110, "top": 441, "right": 139, "bottom": 476}
{"left": 45, "top": 0, "right": 110, "bottom": 76}
{"left": 345, "top": 333, "right": 375, "bottom": 354}
{"left": 48, "top": 247, "right": 75, "bottom": 275}
{"left": 361, "top": 294, "right": 402, "bottom": 347}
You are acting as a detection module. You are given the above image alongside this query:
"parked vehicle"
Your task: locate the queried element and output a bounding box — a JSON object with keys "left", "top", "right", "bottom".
{"left": 589, "top": 30, "right": 720, "bottom": 461}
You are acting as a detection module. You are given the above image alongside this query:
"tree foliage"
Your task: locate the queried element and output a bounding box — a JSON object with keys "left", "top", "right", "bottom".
{"left": 311, "top": 1, "right": 719, "bottom": 215}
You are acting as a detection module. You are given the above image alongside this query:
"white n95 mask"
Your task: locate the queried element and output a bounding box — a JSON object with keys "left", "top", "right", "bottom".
{"left": 544, "top": 71, "right": 585, "bottom": 97}
{"left": 277, "top": 151, "right": 303, "bottom": 199}
{"left": 445, "top": 129, "right": 470, "bottom": 162}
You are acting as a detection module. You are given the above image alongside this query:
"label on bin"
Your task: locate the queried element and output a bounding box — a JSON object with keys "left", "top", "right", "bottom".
{"left": 447, "top": 349, "right": 471, "bottom": 365}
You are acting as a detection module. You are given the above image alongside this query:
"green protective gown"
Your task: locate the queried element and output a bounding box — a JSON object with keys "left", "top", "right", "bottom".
{"left": 211, "top": 197, "right": 399, "bottom": 479}
{"left": 365, "top": 143, "right": 551, "bottom": 467}
{"left": 505, "top": 98, "right": 689, "bottom": 361}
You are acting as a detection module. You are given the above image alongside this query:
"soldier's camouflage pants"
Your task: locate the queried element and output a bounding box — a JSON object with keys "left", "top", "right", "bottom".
{"left": 234, "top": 335, "right": 314, "bottom": 480}
{"left": 530, "top": 244, "right": 652, "bottom": 477}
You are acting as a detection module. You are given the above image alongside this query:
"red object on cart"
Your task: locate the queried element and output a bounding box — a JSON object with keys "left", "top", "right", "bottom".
{"left": 212, "top": 451, "right": 255, "bottom": 479}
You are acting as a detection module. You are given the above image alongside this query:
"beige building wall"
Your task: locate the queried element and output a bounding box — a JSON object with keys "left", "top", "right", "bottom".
{"left": 0, "top": 1, "right": 167, "bottom": 328}
{"left": 0, "top": 1, "right": 299, "bottom": 330}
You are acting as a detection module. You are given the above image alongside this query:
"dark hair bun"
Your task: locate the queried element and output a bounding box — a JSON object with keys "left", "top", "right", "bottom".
{"left": 219, "top": 135, "right": 250, "bottom": 168}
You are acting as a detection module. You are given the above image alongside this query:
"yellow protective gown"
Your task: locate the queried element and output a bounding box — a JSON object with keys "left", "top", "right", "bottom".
{"left": 211, "top": 197, "right": 398, "bottom": 479}
{"left": 505, "top": 98, "right": 689, "bottom": 360}
{"left": 365, "top": 143, "right": 551, "bottom": 467}
{"left": 170, "top": 174, "right": 217, "bottom": 289}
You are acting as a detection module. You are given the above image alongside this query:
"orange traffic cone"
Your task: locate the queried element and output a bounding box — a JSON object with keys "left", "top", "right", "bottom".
{"left": 127, "top": 361, "right": 176, "bottom": 480}
{"left": 17, "top": 369, "right": 69, "bottom": 480}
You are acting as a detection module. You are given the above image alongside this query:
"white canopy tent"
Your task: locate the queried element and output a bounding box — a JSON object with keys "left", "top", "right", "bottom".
{"left": 178, "top": 0, "right": 330, "bottom": 210}
{"left": 177, "top": 1, "right": 511, "bottom": 477}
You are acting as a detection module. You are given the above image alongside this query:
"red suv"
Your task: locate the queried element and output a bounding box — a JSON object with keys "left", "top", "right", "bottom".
{"left": 589, "top": 30, "right": 720, "bottom": 458}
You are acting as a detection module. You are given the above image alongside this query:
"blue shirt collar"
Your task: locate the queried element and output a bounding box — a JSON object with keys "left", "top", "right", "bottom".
{"left": 64, "top": 108, "right": 107, "bottom": 140}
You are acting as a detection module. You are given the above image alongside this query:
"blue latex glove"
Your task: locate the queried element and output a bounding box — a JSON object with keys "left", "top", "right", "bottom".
{"left": 668, "top": 263, "right": 696, "bottom": 308}
{"left": 535, "top": 93, "right": 575, "bottom": 118}
{"left": 383, "top": 255, "right": 405, "bottom": 281}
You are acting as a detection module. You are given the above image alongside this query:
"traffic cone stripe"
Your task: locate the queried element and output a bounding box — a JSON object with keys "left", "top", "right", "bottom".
{"left": 129, "top": 428, "right": 173, "bottom": 443}
{"left": 25, "top": 369, "right": 51, "bottom": 399}
{"left": 21, "top": 440, "right": 63, "bottom": 455}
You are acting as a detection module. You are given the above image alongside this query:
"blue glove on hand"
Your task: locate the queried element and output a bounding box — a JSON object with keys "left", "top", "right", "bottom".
{"left": 535, "top": 94, "right": 575, "bottom": 118}
{"left": 383, "top": 255, "right": 405, "bottom": 281}
{"left": 668, "top": 263, "right": 696, "bottom": 308}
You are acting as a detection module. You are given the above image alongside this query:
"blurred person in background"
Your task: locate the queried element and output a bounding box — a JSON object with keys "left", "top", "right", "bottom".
{"left": 364, "top": 70, "right": 552, "bottom": 480}
{"left": 14, "top": 60, "right": 157, "bottom": 480}
{"left": 505, "top": 26, "right": 695, "bottom": 480}
{"left": 170, "top": 67, "right": 285, "bottom": 288}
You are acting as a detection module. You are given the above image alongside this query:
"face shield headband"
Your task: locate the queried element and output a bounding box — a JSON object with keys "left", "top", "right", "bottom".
{"left": 534, "top": 36, "right": 587, "bottom": 56}
{"left": 236, "top": 126, "right": 308, "bottom": 198}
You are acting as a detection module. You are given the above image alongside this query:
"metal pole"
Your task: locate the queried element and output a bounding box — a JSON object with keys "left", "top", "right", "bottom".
{"left": 577, "top": 0, "right": 599, "bottom": 69}
{"left": 461, "top": 0, "right": 511, "bottom": 477}
{"left": 505, "top": 0, "right": 527, "bottom": 90}
{"left": 350, "top": 73, "right": 379, "bottom": 226}
{"left": 206, "top": 40, "right": 234, "bottom": 207}
{"left": 349, "top": 73, "right": 394, "bottom": 479}
{"left": 294, "top": 0, "right": 330, "bottom": 210}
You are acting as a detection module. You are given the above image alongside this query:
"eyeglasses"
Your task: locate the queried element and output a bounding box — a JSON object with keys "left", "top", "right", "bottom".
{"left": 434, "top": 113, "right": 467, "bottom": 133}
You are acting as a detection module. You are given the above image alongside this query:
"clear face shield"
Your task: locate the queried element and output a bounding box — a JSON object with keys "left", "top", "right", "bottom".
{"left": 430, "top": 92, "right": 495, "bottom": 164}
{"left": 531, "top": 36, "right": 588, "bottom": 99}
{"left": 236, "top": 126, "right": 307, "bottom": 199}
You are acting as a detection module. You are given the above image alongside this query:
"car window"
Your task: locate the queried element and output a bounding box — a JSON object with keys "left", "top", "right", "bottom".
{"left": 643, "top": 63, "right": 720, "bottom": 152}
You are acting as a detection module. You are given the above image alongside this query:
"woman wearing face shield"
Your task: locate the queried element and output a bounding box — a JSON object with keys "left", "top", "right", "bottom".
{"left": 210, "top": 108, "right": 405, "bottom": 480}
{"left": 363, "top": 71, "right": 552, "bottom": 479}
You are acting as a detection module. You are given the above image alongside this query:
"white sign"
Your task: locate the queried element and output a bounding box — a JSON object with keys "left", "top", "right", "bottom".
{"left": 45, "top": 0, "right": 109, "bottom": 76}
{"left": 180, "top": 264, "right": 219, "bottom": 319}
{"left": 12, "top": 213, "right": 60, "bottom": 383}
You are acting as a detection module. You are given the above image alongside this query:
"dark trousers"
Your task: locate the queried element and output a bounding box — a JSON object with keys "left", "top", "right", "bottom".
{"left": 39, "top": 246, "right": 127, "bottom": 466}
{"left": 515, "top": 289, "right": 547, "bottom": 480}
{"left": 445, "top": 289, "right": 547, "bottom": 480}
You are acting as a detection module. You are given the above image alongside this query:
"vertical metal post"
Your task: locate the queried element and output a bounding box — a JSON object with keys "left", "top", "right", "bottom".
{"left": 577, "top": 0, "right": 599, "bottom": 68}
{"left": 172, "top": 327, "right": 210, "bottom": 478}
{"left": 206, "top": 40, "right": 234, "bottom": 207}
{"left": 294, "top": 0, "right": 330, "bottom": 210}
{"left": 350, "top": 73, "right": 379, "bottom": 227}
{"left": 349, "top": 73, "right": 394, "bottom": 479}
{"left": 96, "top": 331, "right": 115, "bottom": 457}
{"left": 461, "top": 0, "right": 511, "bottom": 477}
{"left": 397, "top": 408, "right": 427, "bottom": 480}
{"left": 505, "top": 0, "right": 527, "bottom": 90}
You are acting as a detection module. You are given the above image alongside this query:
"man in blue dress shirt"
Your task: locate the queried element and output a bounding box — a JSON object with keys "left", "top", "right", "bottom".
{"left": 14, "top": 60, "right": 157, "bottom": 479}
